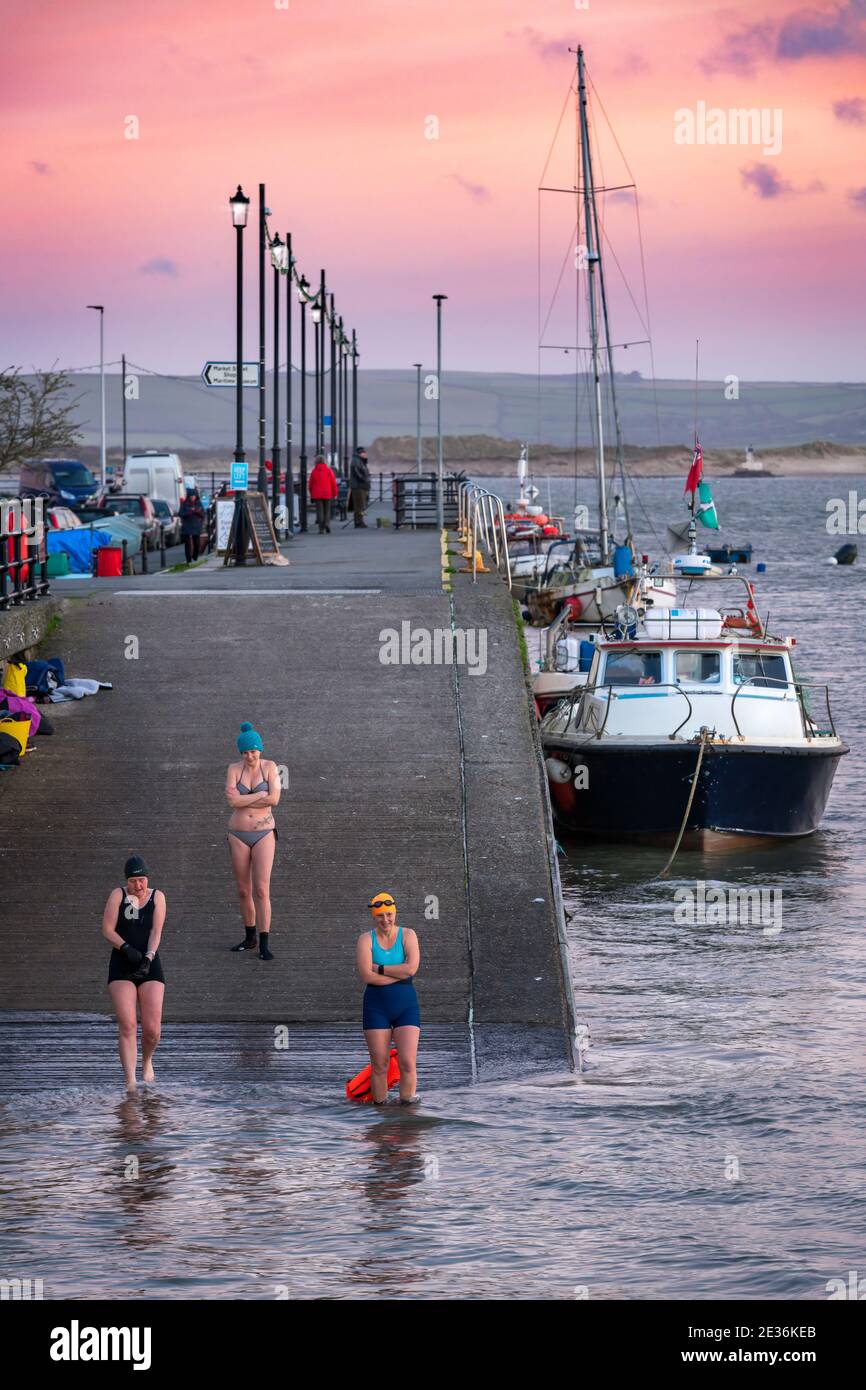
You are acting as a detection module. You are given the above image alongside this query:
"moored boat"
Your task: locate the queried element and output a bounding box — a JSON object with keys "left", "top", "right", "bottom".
{"left": 540, "top": 574, "right": 848, "bottom": 845}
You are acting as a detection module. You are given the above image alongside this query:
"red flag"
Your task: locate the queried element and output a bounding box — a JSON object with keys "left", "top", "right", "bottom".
{"left": 684, "top": 441, "right": 703, "bottom": 501}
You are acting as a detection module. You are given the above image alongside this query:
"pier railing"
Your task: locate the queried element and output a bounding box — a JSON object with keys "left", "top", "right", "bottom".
{"left": 394, "top": 472, "right": 461, "bottom": 528}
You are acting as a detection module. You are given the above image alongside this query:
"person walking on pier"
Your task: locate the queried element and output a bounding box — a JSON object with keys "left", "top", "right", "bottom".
{"left": 309, "top": 455, "right": 338, "bottom": 534}
{"left": 226, "top": 721, "right": 281, "bottom": 960}
{"left": 349, "top": 447, "right": 370, "bottom": 527}
{"left": 102, "top": 855, "right": 166, "bottom": 1090}
{"left": 356, "top": 891, "right": 420, "bottom": 1103}
{"left": 179, "top": 486, "right": 205, "bottom": 563}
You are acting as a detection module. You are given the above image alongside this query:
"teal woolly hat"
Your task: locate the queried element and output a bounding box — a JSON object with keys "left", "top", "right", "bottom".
{"left": 237, "top": 721, "right": 264, "bottom": 752}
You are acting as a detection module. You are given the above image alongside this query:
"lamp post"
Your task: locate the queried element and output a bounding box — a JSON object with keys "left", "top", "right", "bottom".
{"left": 351, "top": 331, "right": 359, "bottom": 457}
{"left": 229, "top": 185, "right": 250, "bottom": 565}
{"left": 297, "top": 275, "right": 312, "bottom": 532}
{"left": 413, "top": 362, "right": 422, "bottom": 476}
{"left": 433, "top": 294, "right": 447, "bottom": 528}
{"left": 300, "top": 273, "right": 312, "bottom": 528}
{"left": 269, "top": 233, "right": 286, "bottom": 530}
{"left": 121, "top": 351, "right": 128, "bottom": 466}
{"left": 315, "top": 270, "right": 326, "bottom": 453}
{"left": 329, "top": 293, "right": 337, "bottom": 474}
{"left": 341, "top": 323, "right": 349, "bottom": 479}
{"left": 336, "top": 319, "right": 344, "bottom": 478}
{"left": 284, "top": 233, "right": 294, "bottom": 536}
{"left": 257, "top": 183, "right": 267, "bottom": 495}
{"left": 86, "top": 305, "right": 106, "bottom": 487}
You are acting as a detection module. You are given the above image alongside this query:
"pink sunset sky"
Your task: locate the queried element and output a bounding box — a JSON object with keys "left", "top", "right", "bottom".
{"left": 3, "top": 0, "right": 865, "bottom": 381}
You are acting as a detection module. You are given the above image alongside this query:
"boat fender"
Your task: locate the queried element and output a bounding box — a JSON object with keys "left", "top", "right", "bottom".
{"left": 564, "top": 595, "right": 584, "bottom": 620}
{"left": 545, "top": 757, "right": 578, "bottom": 814}
{"left": 545, "top": 757, "right": 572, "bottom": 784}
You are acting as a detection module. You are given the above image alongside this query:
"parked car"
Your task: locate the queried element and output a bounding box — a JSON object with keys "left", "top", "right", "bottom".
{"left": 150, "top": 497, "right": 181, "bottom": 547}
{"left": 46, "top": 506, "right": 82, "bottom": 530}
{"left": 98, "top": 493, "right": 161, "bottom": 550}
{"left": 20, "top": 458, "right": 102, "bottom": 509}
{"left": 123, "top": 451, "right": 187, "bottom": 510}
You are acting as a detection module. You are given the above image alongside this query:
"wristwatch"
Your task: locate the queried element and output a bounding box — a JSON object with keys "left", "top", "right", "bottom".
{"left": 377, "top": 964, "right": 384, "bottom": 976}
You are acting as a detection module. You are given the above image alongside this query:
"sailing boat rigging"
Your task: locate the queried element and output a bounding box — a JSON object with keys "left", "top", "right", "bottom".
{"left": 526, "top": 46, "right": 675, "bottom": 625}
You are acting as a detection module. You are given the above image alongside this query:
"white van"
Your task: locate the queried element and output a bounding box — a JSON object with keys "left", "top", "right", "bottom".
{"left": 123, "top": 452, "right": 185, "bottom": 509}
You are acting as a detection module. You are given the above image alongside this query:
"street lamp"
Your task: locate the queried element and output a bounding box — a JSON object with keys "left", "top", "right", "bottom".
{"left": 85, "top": 305, "right": 106, "bottom": 487}
{"left": 297, "top": 274, "right": 313, "bottom": 532}
{"left": 314, "top": 271, "right": 325, "bottom": 455}
{"left": 340, "top": 323, "right": 349, "bottom": 480}
{"left": 351, "top": 331, "right": 359, "bottom": 457}
{"left": 329, "top": 292, "right": 337, "bottom": 475}
{"left": 257, "top": 183, "right": 267, "bottom": 495}
{"left": 413, "top": 362, "right": 423, "bottom": 476}
{"left": 269, "top": 232, "right": 286, "bottom": 532}
{"left": 433, "top": 294, "right": 448, "bottom": 527}
{"left": 283, "top": 233, "right": 294, "bottom": 537}
{"left": 229, "top": 184, "right": 250, "bottom": 565}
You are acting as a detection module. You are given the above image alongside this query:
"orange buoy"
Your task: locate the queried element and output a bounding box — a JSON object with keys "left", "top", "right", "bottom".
{"left": 346, "top": 1047, "right": 401, "bottom": 1101}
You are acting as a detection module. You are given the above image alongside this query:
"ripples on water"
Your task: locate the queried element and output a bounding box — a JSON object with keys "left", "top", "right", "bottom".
{"left": 1, "top": 479, "right": 864, "bottom": 1299}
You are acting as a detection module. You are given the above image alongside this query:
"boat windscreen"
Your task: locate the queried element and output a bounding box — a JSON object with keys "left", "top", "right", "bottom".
{"left": 604, "top": 651, "right": 662, "bottom": 686}
{"left": 733, "top": 652, "right": 788, "bottom": 689}
{"left": 676, "top": 651, "right": 721, "bottom": 684}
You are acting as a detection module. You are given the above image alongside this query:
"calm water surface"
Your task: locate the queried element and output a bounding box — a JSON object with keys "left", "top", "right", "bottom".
{"left": 1, "top": 477, "right": 863, "bottom": 1299}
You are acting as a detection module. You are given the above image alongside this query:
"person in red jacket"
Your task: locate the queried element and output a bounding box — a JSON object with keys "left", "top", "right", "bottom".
{"left": 308, "top": 456, "right": 338, "bottom": 534}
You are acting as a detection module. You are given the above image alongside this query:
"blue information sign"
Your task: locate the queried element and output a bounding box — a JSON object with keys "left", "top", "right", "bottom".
{"left": 323, "top": 414, "right": 332, "bottom": 427}
{"left": 231, "top": 461, "right": 248, "bottom": 492}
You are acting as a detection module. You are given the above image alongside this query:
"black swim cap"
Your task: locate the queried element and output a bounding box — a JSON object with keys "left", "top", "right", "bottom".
{"left": 124, "top": 855, "right": 149, "bottom": 879}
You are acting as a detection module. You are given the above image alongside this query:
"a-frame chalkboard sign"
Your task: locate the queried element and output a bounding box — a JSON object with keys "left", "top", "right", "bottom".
{"left": 223, "top": 491, "right": 280, "bottom": 565}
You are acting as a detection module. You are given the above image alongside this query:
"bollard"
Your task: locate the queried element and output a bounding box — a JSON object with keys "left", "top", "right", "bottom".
{"left": 160, "top": 529, "right": 166, "bottom": 569}
{"left": 140, "top": 539, "right": 148, "bottom": 575}
{"left": 122, "top": 539, "right": 129, "bottom": 575}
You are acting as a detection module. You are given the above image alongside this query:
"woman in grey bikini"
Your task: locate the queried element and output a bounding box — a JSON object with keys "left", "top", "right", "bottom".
{"left": 226, "top": 721, "right": 281, "bottom": 960}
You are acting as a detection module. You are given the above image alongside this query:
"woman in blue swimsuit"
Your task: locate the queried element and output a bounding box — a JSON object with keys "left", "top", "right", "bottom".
{"left": 356, "top": 891, "right": 420, "bottom": 1104}
{"left": 225, "top": 721, "right": 281, "bottom": 960}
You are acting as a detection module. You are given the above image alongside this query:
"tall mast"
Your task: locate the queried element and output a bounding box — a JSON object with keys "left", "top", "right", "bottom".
{"left": 576, "top": 46, "right": 609, "bottom": 563}
{"left": 587, "top": 133, "right": 631, "bottom": 543}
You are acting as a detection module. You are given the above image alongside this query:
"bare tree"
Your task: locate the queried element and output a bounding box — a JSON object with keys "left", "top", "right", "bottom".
{"left": 0, "top": 367, "right": 83, "bottom": 476}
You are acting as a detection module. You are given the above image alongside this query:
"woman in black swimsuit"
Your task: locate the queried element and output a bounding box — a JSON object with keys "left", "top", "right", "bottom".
{"left": 225, "top": 721, "right": 281, "bottom": 960}
{"left": 102, "top": 855, "right": 166, "bottom": 1090}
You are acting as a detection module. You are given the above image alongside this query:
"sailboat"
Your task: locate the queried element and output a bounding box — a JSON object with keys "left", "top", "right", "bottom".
{"left": 526, "top": 46, "right": 675, "bottom": 628}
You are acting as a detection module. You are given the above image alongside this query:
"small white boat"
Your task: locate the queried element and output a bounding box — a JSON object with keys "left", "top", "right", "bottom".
{"left": 540, "top": 574, "right": 848, "bottom": 844}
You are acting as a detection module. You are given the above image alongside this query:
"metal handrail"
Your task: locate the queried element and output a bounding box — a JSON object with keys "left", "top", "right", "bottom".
{"left": 568, "top": 680, "right": 694, "bottom": 741}
{"left": 538, "top": 537, "right": 577, "bottom": 589}
{"left": 463, "top": 485, "right": 512, "bottom": 590}
{"left": 730, "top": 675, "right": 836, "bottom": 740}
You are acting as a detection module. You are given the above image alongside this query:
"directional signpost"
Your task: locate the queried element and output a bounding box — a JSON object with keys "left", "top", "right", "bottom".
{"left": 201, "top": 362, "right": 260, "bottom": 388}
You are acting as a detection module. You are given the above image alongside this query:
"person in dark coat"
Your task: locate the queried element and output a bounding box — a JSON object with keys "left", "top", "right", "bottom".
{"left": 179, "top": 487, "right": 205, "bottom": 562}
{"left": 349, "top": 447, "right": 371, "bottom": 528}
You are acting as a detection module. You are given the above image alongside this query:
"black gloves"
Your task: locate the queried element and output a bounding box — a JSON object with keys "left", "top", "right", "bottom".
{"left": 130, "top": 956, "right": 151, "bottom": 984}
{"left": 120, "top": 943, "right": 143, "bottom": 969}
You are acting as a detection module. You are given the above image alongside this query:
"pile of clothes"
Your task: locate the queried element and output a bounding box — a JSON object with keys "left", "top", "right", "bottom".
{"left": 0, "top": 657, "right": 112, "bottom": 769}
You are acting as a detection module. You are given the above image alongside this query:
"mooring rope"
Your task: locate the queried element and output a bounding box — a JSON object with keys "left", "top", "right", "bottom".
{"left": 656, "top": 728, "right": 711, "bottom": 880}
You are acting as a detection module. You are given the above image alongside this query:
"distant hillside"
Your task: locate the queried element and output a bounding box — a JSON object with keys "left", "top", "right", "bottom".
{"left": 46, "top": 434, "right": 866, "bottom": 481}
{"left": 13, "top": 369, "right": 865, "bottom": 457}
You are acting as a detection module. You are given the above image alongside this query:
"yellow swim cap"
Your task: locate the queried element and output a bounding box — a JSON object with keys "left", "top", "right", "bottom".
{"left": 369, "top": 892, "right": 396, "bottom": 916}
